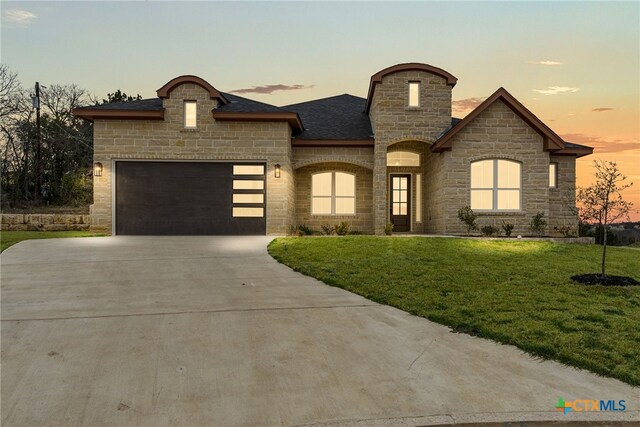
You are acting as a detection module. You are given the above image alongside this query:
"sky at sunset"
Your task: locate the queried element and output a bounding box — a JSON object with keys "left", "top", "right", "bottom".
{"left": 2, "top": 1, "right": 639, "bottom": 219}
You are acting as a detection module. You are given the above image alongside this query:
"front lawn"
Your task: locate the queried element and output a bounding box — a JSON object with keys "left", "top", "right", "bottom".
{"left": 0, "top": 231, "right": 105, "bottom": 252}
{"left": 268, "top": 237, "right": 640, "bottom": 385}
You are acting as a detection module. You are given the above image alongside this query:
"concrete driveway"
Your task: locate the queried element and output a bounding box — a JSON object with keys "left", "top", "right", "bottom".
{"left": 1, "top": 236, "right": 637, "bottom": 426}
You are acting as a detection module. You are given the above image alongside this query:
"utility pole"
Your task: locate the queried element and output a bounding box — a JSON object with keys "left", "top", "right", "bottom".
{"left": 34, "top": 81, "right": 42, "bottom": 200}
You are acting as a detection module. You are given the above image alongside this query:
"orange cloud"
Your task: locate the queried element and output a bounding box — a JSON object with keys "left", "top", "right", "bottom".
{"left": 229, "top": 84, "right": 314, "bottom": 95}
{"left": 452, "top": 97, "right": 485, "bottom": 112}
{"left": 561, "top": 133, "right": 640, "bottom": 154}
{"left": 591, "top": 107, "right": 614, "bottom": 112}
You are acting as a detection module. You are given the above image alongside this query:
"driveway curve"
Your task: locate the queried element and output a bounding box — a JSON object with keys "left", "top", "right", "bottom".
{"left": 1, "top": 236, "right": 637, "bottom": 426}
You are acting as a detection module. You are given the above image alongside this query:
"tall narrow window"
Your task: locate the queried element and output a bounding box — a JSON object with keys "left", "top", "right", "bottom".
{"left": 311, "top": 172, "right": 355, "bottom": 215}
{"left": 549, "top": 163, "right": 557, "bottom": 188}
{"left": 184, "top": 101, "right": 197, "bottom": 128}
{"left": 415, "top": 173, "right": 422, "bottom": 222}
{"left": 470, "top": 159, "right": 521, "bottom": 211}
{"left": 408, "top": 82, "right": 420, "bottom": 107}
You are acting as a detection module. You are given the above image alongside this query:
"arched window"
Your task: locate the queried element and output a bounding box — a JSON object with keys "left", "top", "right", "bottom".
{"left": 387, "top": 151, "right": 420, "bottom": 167}
{"left": 470, "top": 159, "right": 521, "bottom": 211}
{"left": 311, "top": 172, "right": 356, "bottom": 215}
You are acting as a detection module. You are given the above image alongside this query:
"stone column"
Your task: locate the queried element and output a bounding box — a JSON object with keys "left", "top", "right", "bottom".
{"left": 373, "top": 141, "right": 387, "bottom": 235}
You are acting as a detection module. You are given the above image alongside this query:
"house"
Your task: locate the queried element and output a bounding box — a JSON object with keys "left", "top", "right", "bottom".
{"left": 73, "top": 63, "right": 593, "bottom": 236}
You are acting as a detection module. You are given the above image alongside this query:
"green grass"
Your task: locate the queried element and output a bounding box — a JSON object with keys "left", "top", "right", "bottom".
{"left": 268, "top": 236, "right": 640, "bottom": 385}
{"left": 0, "top": 231, "right": 105, "bottom": 252}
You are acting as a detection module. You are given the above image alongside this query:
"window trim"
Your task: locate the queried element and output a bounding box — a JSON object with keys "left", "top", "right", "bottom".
{"left": 408, "top": 81, "right": 421, "bottom": 108}
{"left": 311, "top": 171, "right": 356, "bottom": 216}
{"left": 470, "top": 159, "right": 522, "bottom": 212}
{"left": 184, "top": 100, "right": 197, "bottom": 129}
{"left": 415, "top": 173, "right": 422, "bottom": 223}
{"left": 549, "top": 162, "right": 558, "bottom": 188}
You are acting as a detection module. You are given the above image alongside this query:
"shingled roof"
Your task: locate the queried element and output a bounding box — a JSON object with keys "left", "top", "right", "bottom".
{"left": 75, "top": 93, "right": 286, "bottom": 114}
{"left": 74, "top": 98, "right": 163, "bottom": 111}
{"left": 283, "top": 94, "right": 373, "bottom": 140}
{"left": 217, "top": 93, "right": 288, "bottom": 113}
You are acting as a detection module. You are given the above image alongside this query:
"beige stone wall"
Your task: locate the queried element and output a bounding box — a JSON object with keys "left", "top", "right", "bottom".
{"left": 292, "top": 147, "right": 374, "bottom": 170}
{"left": 549, "top": 155, "right": 578, "bottom": 236}
{"left": 92, "top": 83, "right": 294, "bottom": 234}
{"left": 369, "top": 70, "right": 453, "bottom": 234}
{"left": 294, "top": 162, "right": 374, "bottom": 234}
{"left": 423, "top": 148, "right": 447, "bottom": 233}
{"left": 430, "top": 100, "right": 552, "bottom": 236}
{"left": 1, "top": 214, "right": 90, "bottom": 231}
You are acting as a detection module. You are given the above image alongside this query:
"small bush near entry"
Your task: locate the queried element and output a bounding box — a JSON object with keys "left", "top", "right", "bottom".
{"left": 501, "top": 221, "right": 515, "bottom": 237}
{"left": 480, "top": 225, "right": 499, "bottom": 237}
{"left": 457, "top": 206, "right": 478, "bottom": 236}
{"left": 384, "top": 223, "right": 394, "bottom": 235}
{"left": 334, "top": 222, "right": 351, "bottom": 236}
{"left": 530, "top": 212, "right": 547, "bottom": 236}
{"left": 297, "top": 224, "right": 314, "bottom": 236}
{"left": 321, "top": 224, "right": 334, "bottom": 235}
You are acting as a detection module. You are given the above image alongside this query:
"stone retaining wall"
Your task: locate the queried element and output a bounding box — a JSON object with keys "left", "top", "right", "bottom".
{"left": 1, "top": 214, "right": 91, "bottom": 231}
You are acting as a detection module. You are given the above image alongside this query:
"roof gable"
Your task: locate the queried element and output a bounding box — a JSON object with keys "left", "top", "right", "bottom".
{"left": 365, "top": 63, "right": 458, "bottom": 113}
{"left": 156, "top": 75, "right": 228, "bottom": 104}
{"left": 432, "top": 87, "right": 565, "bottom": 153}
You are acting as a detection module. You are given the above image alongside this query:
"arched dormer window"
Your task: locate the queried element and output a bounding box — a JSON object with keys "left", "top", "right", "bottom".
{"left": 387, "top": 151, "right": 420, "bottom": 167}
{"left": 470, "top": 159, "right": 521, "bottom": 211}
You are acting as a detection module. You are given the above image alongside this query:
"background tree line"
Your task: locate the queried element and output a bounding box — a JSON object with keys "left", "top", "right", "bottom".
{"left": 0, "top": 65, "right": 140, "bottom": 210}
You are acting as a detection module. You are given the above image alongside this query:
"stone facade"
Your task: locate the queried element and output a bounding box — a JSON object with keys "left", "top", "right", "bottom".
{"left": 1, "top": 214, "right": 90, "bottom": 231}
{"left": 369, "top": 70, "right": 453, "bottom": 234}
{"left": 294, "top": 162, "right": 374, "bottom": 234}
{"left": 86, "top": 68, "right": 582, "bottom": 237}
{"left": 548, "top": 155, "right": 579, "bottom": 236}
{"left": 91, "top": 83, "right": 294, "bottom": 234}
{"left": 423, "top": 100, "right": 574, "bottom": 236}
{"left": 292, "top": 147, "right": 374, "bottom": 170}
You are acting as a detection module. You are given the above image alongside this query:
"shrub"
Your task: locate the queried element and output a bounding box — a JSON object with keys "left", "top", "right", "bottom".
{"left": 501, "top": 221, "right": 515, "bottom": 237}
{"left": 554, "top": 225, "right": 577, "bottom": 238}
{"left": 384, "top": 222, "right": 394, "bottom": 235}
{"left": 480, "top": 225, "right": 498, "bottom": 237}
{"left": 457, "top": 206, "right": 478, "bottom": 236}
{"left": 320, "top": 224, "right": 334, "bottom": 235}
{"left": 58, "top": 171, "right": 92, "bottom": 207}
{"left": 334, "top": 221, "right": 351, "bottom": 236}
{"left": 348, "top": 230, "right": 363, "bottom": 235}
{"left": 297, "top": 224, "right": 314, "bottom": 236}
{"left": 529, "top": 212, "right": 547, "bottom": 236}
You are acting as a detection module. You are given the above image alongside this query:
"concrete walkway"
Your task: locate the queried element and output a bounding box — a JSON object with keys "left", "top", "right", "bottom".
{"left": 1, "top": 236, "right": 637, "bottom": 426}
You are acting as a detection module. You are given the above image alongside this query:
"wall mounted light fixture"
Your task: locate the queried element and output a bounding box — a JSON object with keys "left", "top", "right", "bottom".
{"left": 275, "top": 164, "right": 281, "bottom": 178}
{"left": 93, "top": 162, "right": 103, "bottom": 177}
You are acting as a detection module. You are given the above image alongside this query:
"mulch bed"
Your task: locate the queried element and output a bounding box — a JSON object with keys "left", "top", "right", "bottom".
{"left": 571, "top": 273, "right": 640, "bottom": 286}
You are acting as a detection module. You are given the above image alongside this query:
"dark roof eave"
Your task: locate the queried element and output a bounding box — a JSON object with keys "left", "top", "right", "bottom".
{"left": 73, "top": 108, "right": 165, "bottom": 121}
{"left": 211, "top": 111, "right": 304, "bottom": 132}
{"left": 552, "top": 146, "right": 594, "bottom": 158}
{"left": 292, "top": 139, "right": 374, "bottom": 147}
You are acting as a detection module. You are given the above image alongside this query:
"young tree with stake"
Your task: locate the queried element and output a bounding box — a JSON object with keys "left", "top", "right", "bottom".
{"left": 577, "top": 160, "right": 633, "bottom": 277}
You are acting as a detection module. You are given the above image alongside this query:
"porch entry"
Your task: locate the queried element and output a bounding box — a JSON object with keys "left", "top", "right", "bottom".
{"left": 390, "top": 174, "right": 411, "bottom": 232}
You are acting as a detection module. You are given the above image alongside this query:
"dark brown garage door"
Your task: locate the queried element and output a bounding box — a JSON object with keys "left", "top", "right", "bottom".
{"left": 115, "top": 161, "right": 266, "bottom": 235}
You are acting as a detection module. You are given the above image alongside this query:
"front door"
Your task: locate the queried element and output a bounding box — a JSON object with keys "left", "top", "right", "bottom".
{"left": 390, "top": 174, "right": 411, "bottom": 232}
